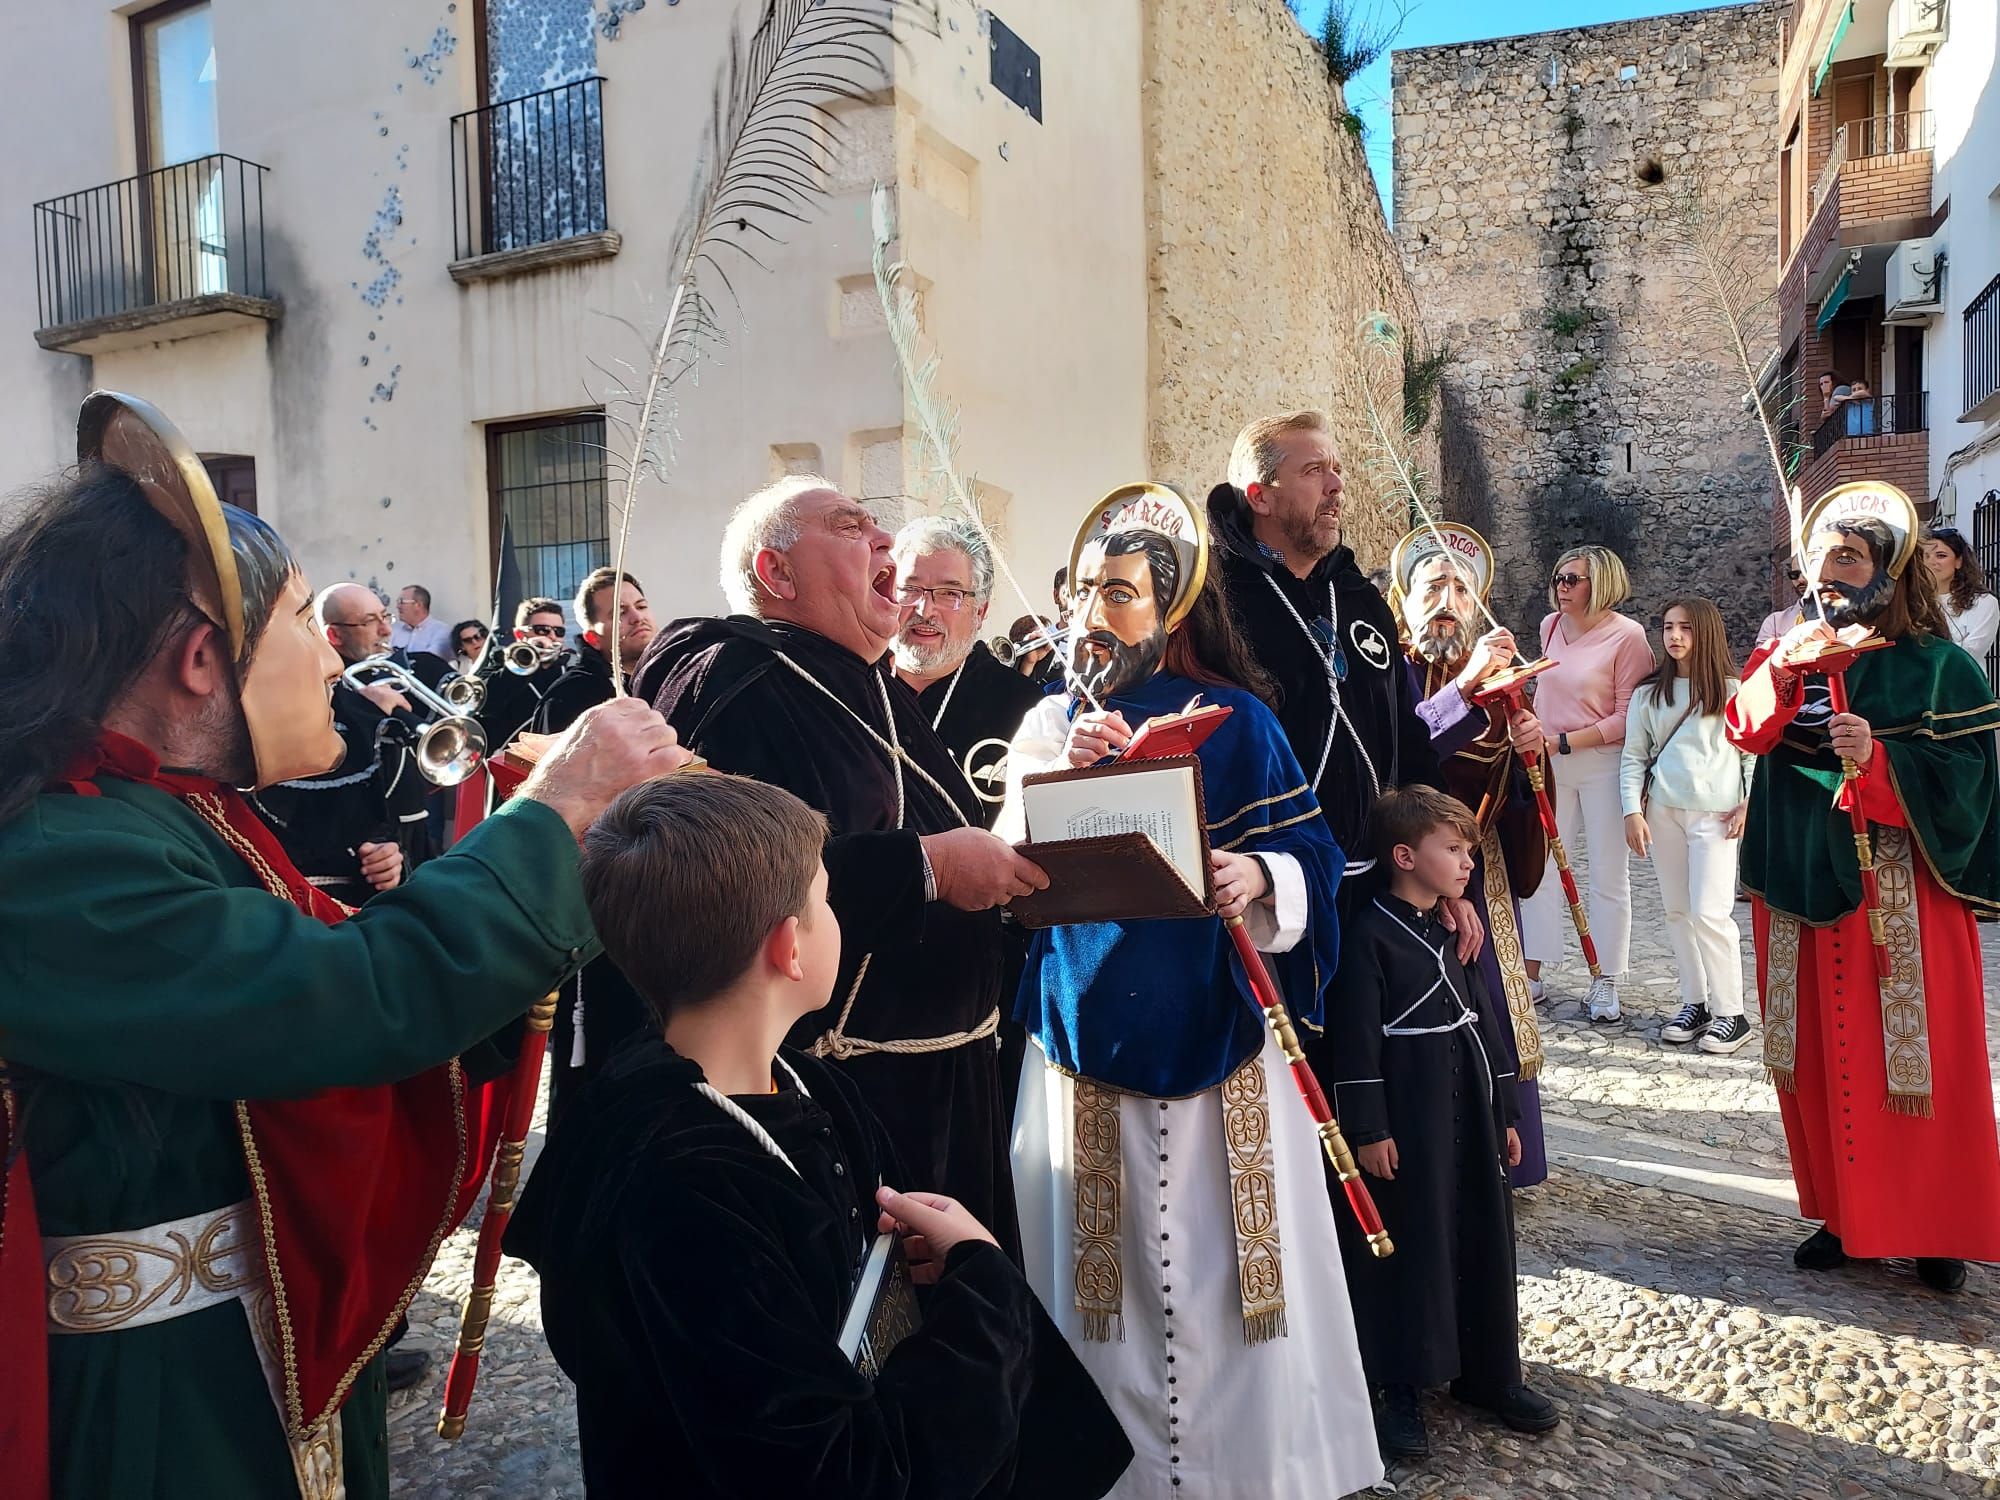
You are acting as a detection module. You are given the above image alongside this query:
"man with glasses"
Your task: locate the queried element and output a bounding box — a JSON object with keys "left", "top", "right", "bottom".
{"left": 890, "top": 516, "right": 1046, "bottom": 827}
{"left": 391, "top": 583, "right": 454, "bottom": 664}
{"left": 1755, "top": 557, "right": 1811, "bottom": 648}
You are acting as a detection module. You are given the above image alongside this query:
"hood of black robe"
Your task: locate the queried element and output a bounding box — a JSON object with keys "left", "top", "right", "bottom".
{"left": 1205, "top": 480, "right": 1369, "bottom": 593}
{"left": 633, "top": 612, "right": 887, "bottom": 706}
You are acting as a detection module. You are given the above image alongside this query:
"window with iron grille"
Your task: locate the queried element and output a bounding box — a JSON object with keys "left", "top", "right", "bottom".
{"left": 486, "top": 413, "right": 609, "bottom": 606}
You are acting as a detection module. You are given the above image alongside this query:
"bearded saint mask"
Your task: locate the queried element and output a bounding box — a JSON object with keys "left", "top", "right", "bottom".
{"left": 1402, "top": 553, "right": 1482, "bottom": 668}
{"left": 79, "top": 391, "right": 344, "bottom": 786}
{"left": 1800, "top": 482, "right": 1920, "bottom": 632}
{"left": 1068, "top": 530, "right": 1175, "bottom": 700}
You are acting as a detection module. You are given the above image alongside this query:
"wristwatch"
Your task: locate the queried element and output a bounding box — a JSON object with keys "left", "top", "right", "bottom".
{"left": 1557, "top": 732, "right": 1572, "bottom": 756}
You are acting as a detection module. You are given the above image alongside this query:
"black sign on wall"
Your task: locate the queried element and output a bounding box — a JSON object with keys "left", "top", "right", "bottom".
{"left": 987, "top": 12, "right": 1042, "bottom": 123}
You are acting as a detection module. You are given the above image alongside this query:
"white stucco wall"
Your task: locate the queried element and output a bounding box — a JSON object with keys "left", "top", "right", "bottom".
{"left": 0, "top": 0, "right": 1150, "bottom": 632}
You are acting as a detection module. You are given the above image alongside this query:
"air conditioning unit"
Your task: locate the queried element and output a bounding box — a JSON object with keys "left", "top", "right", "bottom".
{"left": 1886, "top": 0, "right": 1948, "bottom": 66}
{"left": 1885, "top": 236, "right": 1945, "bottom": 324}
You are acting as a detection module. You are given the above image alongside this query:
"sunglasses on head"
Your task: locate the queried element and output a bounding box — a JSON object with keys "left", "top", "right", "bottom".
{"left": 1551, "top": 572, "right": 1589, "bottom": 589}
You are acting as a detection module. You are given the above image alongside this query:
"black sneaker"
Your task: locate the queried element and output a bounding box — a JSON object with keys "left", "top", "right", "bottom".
{"left": 1794, "top": 1227, "right": 1848, "bottom": 1271}
{"left": 1698, "top": 1015, "right": 1753, "bottom": 1055}
{"left": 1661, "top": 1002, "right": 1711, "bottom": 1044}
{"left": 1375, "top": 1384, "right": 1429, "bottom": 1460}
{"left": 1916, "top": 1258, "right": 1967, "bottom": 1293}
{"left": 1449, "top": 1380, "right": 1561, "bottom": 1435}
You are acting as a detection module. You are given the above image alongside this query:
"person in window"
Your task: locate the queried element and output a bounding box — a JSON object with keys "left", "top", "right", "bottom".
{"left": 1921, "top": 526, "right": 2000, "bottom": 668}
{"left": 1846, "top": 377, "right": 1877, "bottom": 436}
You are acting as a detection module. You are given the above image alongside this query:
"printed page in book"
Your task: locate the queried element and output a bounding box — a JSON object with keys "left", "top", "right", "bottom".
{"left": 1021, "top": 762, "right": 1204, "bottom": 898}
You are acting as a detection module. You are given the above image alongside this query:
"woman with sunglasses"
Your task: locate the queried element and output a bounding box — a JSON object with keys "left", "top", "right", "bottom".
{"left": 451, "top": 619, "right": 490, "bottom": 678}
{"left": 1519, "top": 545, "right": 1655, "bottom": 1022}
{"left": 1920, "top": 527, "right": 1998, "bottom": 667}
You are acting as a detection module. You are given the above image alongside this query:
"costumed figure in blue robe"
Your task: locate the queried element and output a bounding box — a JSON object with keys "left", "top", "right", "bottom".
{"left": 997, "top": 484, "right": 1383, "bottom": 1499}
{"left": 1388, "top": 523, "right": 1550, "bottom": 1187}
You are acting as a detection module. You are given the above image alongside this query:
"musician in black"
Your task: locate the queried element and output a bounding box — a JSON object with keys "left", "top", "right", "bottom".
{"left": 476, "top": 596, "right": 571, "bottom": 751}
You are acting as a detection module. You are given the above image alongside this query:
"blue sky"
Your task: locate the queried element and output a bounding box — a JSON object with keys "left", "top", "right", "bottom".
{"left": 1288, "top": 0, "right": 1747, "bottom": 215}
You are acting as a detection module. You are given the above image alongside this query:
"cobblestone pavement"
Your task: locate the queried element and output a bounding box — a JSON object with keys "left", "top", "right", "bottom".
{"left": 388, "top": 853, "right": 2000, "bottom": 1497}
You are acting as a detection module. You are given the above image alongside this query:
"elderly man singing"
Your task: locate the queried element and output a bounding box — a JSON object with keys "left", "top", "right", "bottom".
{"left": 0, "top": 393, "right": 692, "bottom": 1500}
{"left": 635, "top": 477, "right": 1047, "bottom": 1251}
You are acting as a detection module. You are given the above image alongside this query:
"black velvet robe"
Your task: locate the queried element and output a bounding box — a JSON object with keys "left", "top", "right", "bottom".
{"left": 249, "top": 680, "right": 428, "bottom": 905}
{"left": 635, "top": 616, "right": 1018, "bottom": 1253}
{"left": 504, "top": 1039, "right": 1132, "bottom": 1499}
{"left": 1327, "top": 892, "right": 1523, "bottom": 1395}
{"left": 914, "top": 642, "right": 1049, "bottom": 830}
{"left": 529, "top": 639, "right": 650, "bottom": 1121}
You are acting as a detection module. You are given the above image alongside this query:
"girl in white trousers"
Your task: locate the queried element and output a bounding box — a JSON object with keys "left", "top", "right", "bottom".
{"left": 1620, "top": 598, "right": 1756, "bottom": 1055}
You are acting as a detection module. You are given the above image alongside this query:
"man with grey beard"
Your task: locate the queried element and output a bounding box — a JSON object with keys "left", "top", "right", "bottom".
{"left": 891, "top": 515, "right": 1046, "bottom": 827}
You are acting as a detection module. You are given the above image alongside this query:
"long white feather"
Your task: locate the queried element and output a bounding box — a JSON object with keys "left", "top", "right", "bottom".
{"left": 868, "top": 185, "right": 1102, "bottom": 712}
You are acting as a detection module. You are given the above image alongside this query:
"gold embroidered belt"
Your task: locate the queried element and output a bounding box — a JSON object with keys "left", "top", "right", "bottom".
{"left": 45, "top": 1199, "right": 262, "bottom": 1335}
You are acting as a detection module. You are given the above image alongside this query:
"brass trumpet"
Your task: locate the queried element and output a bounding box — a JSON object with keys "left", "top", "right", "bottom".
{"left": 438, "top": 672, "right": 485, "bottom": 713}
{"left": 501, "top": 636, "right": 569, "bottom": 676}
{"left": 340, "top": 659, "right": 488, "bottom": 786}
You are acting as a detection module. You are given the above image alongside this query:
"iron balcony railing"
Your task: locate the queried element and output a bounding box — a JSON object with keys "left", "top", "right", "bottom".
{"left": 33, "top": 153, "right": 269, "bottom": 332}
{"left": 1810, "top": 389, "right": 1928, "bottom": 459}
{"left": 1809, "top": 110, "right": 1934, "bottom": 217}
{"left": 450, "top": 76, "right": 608, "bottom": 261}
{"left": 1966, "top": 273, "right": 2000, "bottom": 418}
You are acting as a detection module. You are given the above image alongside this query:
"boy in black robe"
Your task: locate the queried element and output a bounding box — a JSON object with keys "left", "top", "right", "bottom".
{"left": 1329, "top": 785, "right": 1560, "bottom": 1461}
{"left": 505, "top": 773, "right": 1129, "bottom": 1499}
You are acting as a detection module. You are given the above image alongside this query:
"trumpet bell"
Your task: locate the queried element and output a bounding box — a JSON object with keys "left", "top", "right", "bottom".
{"left": 417, "top": 716, "right": 487, "bottom": 786}
{"left": 503, "top": 638, "right": 552, "bottom": 676}
{"left": 439, "top": 674, "right": 485, "bottom": 712}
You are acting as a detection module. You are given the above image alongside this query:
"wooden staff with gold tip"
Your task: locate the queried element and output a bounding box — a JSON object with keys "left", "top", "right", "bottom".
{"left": 1792, "top": 632, "right": 1895, "bottom": 980}
{"left": 1223, "top": 916, "right": 1393, "bottom": 1258}
{"left": 1470, "top": 660, "right": 1601, "bottom": 979}
{"left": 439, "top": 986, "right": 558, "bottom": 1439}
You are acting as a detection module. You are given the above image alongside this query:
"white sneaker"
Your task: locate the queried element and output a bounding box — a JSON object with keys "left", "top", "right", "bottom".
{"left": 1586, "top": 977, "right": 1621, "bottom": 1023}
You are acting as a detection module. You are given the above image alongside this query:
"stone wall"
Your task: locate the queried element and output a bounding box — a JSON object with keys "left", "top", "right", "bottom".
{"left": 1393, "top": 3, "right": 1783, "bottom": 649}
{"left": 1145, "top": 0, "right": 1435, "bottom": 570}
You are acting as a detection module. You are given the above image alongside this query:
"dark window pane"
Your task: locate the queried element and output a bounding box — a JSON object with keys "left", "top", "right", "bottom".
{"left": 988, "top": 14, "right": 1042, "bottom": 124}
{"left": 491, "top": 414, "right": 610, "bottom": 604}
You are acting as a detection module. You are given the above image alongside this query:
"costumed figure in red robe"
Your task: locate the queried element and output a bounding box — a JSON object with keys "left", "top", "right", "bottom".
{"left": 1727, "top": 480, "right": 2000, "bottom": 1293}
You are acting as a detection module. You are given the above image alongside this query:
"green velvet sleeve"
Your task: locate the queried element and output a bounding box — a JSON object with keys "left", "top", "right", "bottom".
{"left": 0, "top": 789, "right": 599, "bottom": 1099}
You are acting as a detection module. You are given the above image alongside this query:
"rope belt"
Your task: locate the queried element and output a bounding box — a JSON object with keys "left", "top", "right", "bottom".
{"left": 809, "top": 1005, "right": 1001, "bottom": 1060}
{"left": 45, "top": 1198, "right": 261, "bottom": 1335}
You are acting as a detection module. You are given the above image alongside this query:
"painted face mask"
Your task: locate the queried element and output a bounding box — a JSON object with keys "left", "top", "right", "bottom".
{"left": 1068, "top": 536, "right": 1172, "bottom": 700}
{"left": 78, "top": 391, "right": 343, "bottom": 786}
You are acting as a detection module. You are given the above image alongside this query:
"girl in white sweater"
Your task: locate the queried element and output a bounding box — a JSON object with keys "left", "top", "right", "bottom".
{"left": 1621, "top": 598, "right": 1756, "bottom": 1055}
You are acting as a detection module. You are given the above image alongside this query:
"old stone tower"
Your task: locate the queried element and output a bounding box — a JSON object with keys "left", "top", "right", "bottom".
{"left": 1392, "top": 3, "right": 1782, "bottom": 645}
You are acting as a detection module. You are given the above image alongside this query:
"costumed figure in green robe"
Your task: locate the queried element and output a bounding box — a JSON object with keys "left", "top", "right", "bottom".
{"left": 1726, "top": 480, "right": 2000, "bottom": 1294}
{"left": 0, "top": 392, "right": 692, "bottom": 1499}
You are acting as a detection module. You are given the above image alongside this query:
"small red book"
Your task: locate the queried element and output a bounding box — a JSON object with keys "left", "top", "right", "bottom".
{"left": 1118, "top": 700, "right": 1232, "bottom": 763}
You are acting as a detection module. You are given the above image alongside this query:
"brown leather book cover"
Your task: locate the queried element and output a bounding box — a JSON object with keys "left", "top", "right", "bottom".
{"left": 1012, "top": 756, "right": 1215, "bottom": 928}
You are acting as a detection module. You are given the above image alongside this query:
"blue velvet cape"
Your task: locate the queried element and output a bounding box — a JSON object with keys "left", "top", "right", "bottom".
{"left": 1014, "top": 671, "right": 1343, "bottom": 1097}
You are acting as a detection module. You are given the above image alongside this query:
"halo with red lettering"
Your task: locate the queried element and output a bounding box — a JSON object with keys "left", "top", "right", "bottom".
{"left": 1068, "top": 482, "right": 1209, "bottom": 629}
{"left": 1387, "top": 521, "right": 1494, "bottom": 622}
{"left": 1803, "top": 480, "right": 1919, "bottom": 579}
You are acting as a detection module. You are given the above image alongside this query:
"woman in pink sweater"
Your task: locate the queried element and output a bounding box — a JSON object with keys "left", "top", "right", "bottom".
{"left": 1520, "top": 545, "right": 1655, "bottom": 1022}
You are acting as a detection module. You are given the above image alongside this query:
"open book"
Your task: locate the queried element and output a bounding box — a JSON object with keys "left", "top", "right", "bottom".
{"left": 1011, "top": 756, "right": 1215, "bottom": 928}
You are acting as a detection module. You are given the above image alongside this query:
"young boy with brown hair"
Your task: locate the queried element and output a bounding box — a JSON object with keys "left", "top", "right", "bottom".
{"left": 504, "top": 773, "right": 1128, "bottom": 1499}
{"left": 1328, "top": 784, "right": 1561, "bottom": 1461}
